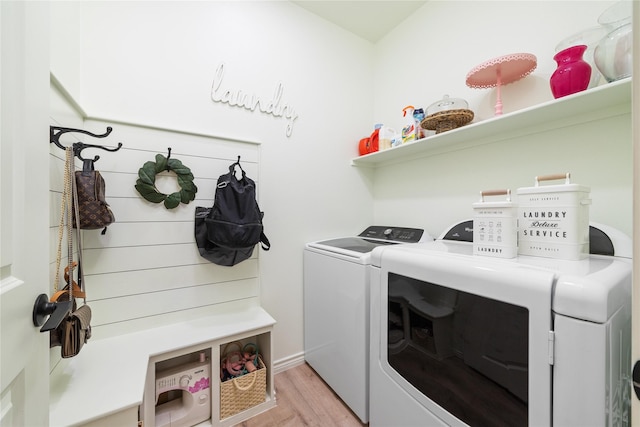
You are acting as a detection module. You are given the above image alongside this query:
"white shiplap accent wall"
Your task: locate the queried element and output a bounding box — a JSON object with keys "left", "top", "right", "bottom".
{"left": 50, "top": 83, "right": 263, "bottom": 352}
{"left": 82, "top": 120, "right": 262, "bottom": 339}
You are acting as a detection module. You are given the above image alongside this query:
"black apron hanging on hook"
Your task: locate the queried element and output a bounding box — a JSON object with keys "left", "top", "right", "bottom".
{"left": 195, "top": 157, "right": 270, "bottom": 266}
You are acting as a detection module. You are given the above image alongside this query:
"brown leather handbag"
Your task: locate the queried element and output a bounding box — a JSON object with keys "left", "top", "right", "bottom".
{"left": 49, "top": 263, "right": 92, "bottom": 357}
{"left": 60, "top": 304, "right": 92, "bottom": 358}
{"left": 73, "top": 161, "right": 115, "bottom": 233}
{"left": 49, "top": 148, "right": 93, "bottom": 357}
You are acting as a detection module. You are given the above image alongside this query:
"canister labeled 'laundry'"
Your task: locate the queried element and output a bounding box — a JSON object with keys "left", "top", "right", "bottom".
{"left": 473, "top": 189, "right": 518, "bottom": 258}
{"left": 517, "top": 173, "right": 591, "bottom": 260}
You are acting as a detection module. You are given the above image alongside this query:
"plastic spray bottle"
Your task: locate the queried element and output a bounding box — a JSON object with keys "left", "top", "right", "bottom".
{"left": 414, "top": 108, "right": 425, "bottom": 139}
{"left": 401, "top": 105, "right": 417, "bottom": 144}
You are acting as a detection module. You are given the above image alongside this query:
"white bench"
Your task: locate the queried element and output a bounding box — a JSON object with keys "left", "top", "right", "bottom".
{"left": 49, "top": 306, "right": 276, "bottom": 427}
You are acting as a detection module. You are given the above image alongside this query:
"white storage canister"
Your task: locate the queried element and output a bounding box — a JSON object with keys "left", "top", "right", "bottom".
{"left": 472, "top": 189, "right": 518, "bottom": 259}
{"left": 517, "top": 173, "right": 591, "bottom": 260}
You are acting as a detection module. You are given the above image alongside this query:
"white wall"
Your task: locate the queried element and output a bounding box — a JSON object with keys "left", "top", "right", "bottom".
{"left": 50, "top": 2, "right": 82, "bottom": 101}
{"left": 373, "top": 1, "right": 617, "bottom": 127}
{"left": 50, "top": 0, "right": 376, "bottom": 365}
{"left": 368, "top": 0, "right": 632, "bottom": 239}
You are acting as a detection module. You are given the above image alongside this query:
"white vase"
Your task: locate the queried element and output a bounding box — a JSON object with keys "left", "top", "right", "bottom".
{"left": 593, "top": 1, "right": 633, "bottom": 83}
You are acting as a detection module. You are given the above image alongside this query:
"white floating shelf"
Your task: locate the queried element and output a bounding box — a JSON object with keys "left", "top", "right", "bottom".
{"left": 352, "top": 78, "right": 632, "bottom": 168}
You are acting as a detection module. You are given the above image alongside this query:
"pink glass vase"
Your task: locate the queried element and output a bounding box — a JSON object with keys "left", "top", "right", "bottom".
{"left": 550, "top": 45, "right": 591, "bottom": 99}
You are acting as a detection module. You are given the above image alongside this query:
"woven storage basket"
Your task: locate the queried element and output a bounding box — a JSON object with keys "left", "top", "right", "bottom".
{"left": 220, "top": 356, "right": 266, "bottom": 419}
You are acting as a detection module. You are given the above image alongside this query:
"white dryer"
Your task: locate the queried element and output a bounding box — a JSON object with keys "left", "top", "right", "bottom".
{"left": 369, "top": 221, "right": 632, "bottom": 427}
{"left": 304, "top": 226, "right": 431, "bottom": 423}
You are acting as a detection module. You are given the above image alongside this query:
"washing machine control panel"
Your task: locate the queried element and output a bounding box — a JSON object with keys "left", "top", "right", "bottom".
{"left": 358, "top": 226, "right": 424, "bottom": 243}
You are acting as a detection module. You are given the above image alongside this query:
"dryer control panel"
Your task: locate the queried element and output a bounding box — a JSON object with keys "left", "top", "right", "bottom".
{"left": 358, "top": 226, "right": 424, "bottom": 243}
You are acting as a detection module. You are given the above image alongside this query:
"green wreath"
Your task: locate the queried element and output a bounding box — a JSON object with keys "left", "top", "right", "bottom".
{"left": 135, "top": 152, "right": 197, "bottom": 209}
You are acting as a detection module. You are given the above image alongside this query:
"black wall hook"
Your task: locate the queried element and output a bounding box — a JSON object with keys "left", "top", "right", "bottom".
{"left": 231, "top": 155, "right": 245, "bottom": 175}
{"left": 50, "top": 126, "right": 123, "bottom": 164}
{"left": 164, "top": 147, "right": 172, "bottom": 171}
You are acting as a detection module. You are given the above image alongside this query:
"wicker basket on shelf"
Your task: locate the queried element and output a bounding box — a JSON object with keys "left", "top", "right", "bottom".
{"left": 220, "top": 355, "right": 266, "bottom": 419}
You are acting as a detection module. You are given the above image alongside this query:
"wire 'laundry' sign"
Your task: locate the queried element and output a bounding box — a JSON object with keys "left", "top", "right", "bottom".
{"left": 210, "top": 63, "right": 299, "bottom": 137}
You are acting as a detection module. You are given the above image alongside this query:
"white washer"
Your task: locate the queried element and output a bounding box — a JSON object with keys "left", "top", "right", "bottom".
{"left": 369, "top": 221, "right": 632, "bottom": 427}
{"left": 304, "top": 226, "right": 431, "bottom": 423}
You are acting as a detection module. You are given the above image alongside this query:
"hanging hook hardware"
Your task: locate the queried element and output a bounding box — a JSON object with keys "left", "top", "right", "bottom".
{"left": 230, "top": 155, "right": 245, "bottom": 177}
{"left": 165, "top": 147, "right": 172, "bottom": 170}
{"left": 50, "top": 126, "right": 123, "bottom": 165}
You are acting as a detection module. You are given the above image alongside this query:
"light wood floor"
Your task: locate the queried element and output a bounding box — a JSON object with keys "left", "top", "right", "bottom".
{"left": 234, "top": 362, "right": 367, "bottom": 427}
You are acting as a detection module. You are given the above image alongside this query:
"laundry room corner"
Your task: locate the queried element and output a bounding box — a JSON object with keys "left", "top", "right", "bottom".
{"left": 49, "top": 0, "right": 377, "bottom": 370}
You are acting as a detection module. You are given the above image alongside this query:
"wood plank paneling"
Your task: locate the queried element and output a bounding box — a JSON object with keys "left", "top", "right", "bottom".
{"left": 99, "top": 152, "right": 259, "bottom": 186}
{"left": 87, "top": 261, "right": 258, "bottom": 300}
{"left": 50, "top": 101, "right": 263, "bottom": 341}
{"left": 82, "top": 244, "right": 209, "bottom": 274}
{"left": 83, "top": 119, "right": 260, "bottom": 162}
{"left": 94, "top": 299, "right": 260, "bottom": 340}
{"left": 90, "top": 278, "right": 259, "bottom": 325}
{"left": 83, "top": 222, "right": 196, "bottom": 248}
{"left": 102, "top": 171, "right": 259, "bottom": 204}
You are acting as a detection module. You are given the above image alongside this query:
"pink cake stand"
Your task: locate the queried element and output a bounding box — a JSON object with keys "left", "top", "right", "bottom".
{"left": 466, "top": 53, "right": 537, "bottom": 116}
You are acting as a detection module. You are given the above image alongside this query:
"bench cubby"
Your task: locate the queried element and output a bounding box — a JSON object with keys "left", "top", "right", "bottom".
{"left": 49, "top": 306, "right": 275, "bottom": 427}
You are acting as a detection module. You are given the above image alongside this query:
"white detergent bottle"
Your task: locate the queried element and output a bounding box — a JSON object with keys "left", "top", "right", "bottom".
{"left": 401, "top": 105, "right": 417, "bottom": 144}
{"left": 379, "top": 125, "right": 395, "bottom": 150}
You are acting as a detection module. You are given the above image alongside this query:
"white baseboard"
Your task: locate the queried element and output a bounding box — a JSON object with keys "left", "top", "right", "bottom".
{"left": 272, "top": 351, "right": 305, "bottom": 374}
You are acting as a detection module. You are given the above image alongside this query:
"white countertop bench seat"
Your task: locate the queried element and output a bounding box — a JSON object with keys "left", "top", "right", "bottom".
{"left": 49, "top": 306, "right": 276, "bottom": 427}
